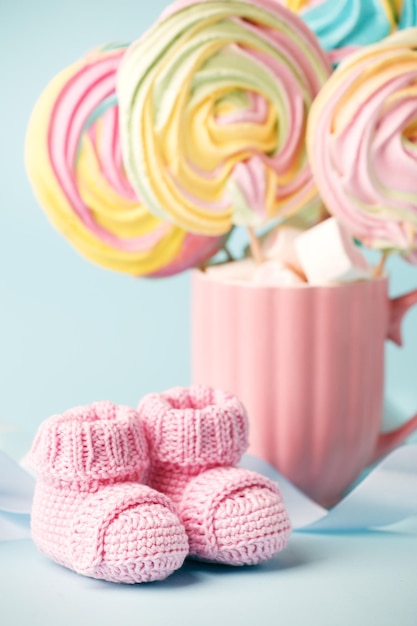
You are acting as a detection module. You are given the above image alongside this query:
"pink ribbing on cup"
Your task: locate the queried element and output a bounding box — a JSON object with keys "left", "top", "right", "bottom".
{"left": 138, "top": 386, "right": 291, "bottom": 565}
{"left": 27, "top": 402, "right": 188, "bottom": 584}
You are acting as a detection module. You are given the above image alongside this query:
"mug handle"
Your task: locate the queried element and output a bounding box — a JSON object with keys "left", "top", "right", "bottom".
{"left": 371, "top": 288, "right": 417, "bottom": 463}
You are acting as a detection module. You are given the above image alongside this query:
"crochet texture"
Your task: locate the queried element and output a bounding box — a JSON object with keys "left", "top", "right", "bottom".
{"left": 27, "top": 401, "right": 189, "bottom": 583}
{"left": 138, "top": 385, "right": 292, "bottom": 565}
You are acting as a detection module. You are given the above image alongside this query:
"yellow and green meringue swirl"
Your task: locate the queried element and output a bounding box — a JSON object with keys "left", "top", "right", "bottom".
{"left": 117, "top": 0, "right": 331, "bottom": 236}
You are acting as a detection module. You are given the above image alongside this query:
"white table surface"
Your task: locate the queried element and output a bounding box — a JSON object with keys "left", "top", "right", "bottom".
{"left": 1, "top": 520, "right": 416, "bottom": 626}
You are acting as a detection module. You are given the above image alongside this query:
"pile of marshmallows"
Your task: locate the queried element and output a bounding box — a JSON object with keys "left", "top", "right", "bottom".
{"left": 208, "top": 217, "right": 372, "bottom": 287}
{"left": 25, "top": 0, "right": 417, "bottom": 284}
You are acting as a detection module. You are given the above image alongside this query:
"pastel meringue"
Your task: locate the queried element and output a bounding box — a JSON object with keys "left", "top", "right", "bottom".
{"left": 117, "top": 0, "right": 331, "bottom": 237}
{"left": 280, "top": 0, "right": 397, "bottom": 63}
{"left": 307, "top": 29, "right": 417, "bottom": 263}
{"left": 25, "top": 46, "right": 225, "bottom": 277}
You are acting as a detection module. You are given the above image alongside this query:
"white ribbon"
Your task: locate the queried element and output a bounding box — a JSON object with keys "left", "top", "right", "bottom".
{"left": 1, "top": 446, "right": 416, "bottom": 542}
{"left": 241, "top": 445, "right": 417, "bottom": 531}
{"left": 0, "top": 452, "right": 34, "bottom": 541}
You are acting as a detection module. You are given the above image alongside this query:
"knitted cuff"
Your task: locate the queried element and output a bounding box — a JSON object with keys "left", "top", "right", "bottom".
{"left": 27, "top": 402, "right": 149, "bottom": 484}
{"left": 138, "top": 386, "right": 249, "bottom": 467}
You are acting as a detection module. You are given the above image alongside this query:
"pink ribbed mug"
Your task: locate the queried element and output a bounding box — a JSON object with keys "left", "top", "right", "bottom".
{"left": 191, "top": 269, "right": 417, "bottom": 506}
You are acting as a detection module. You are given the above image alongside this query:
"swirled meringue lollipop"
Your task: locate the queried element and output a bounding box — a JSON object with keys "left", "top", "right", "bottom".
{"left": 280, "top": 0, "right": 397, "bottom": 64}
{"left": 117, "top": 0, "right": 331, "bottom": 237}
{"left": 307, "top": 29, "right": 417, "bottom": 264}
{"left": 25, "top": 45, "right": 225, "bottom": 277}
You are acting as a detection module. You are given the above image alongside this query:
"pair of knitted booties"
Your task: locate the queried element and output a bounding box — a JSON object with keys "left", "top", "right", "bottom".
{"left": 28, "top": 386, "right": 291, "bottom": 584}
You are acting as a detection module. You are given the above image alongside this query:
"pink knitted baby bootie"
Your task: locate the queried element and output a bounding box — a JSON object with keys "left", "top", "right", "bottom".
{"left": 138, "top": 386, "right": 291, "bottom": 566}
{"left": 27, "top": 402, "right": 188, "bottom": 583}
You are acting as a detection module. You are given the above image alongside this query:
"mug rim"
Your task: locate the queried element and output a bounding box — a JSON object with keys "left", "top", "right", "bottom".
{"left": 193, "top": 267, "right": 388, "bottom": 291}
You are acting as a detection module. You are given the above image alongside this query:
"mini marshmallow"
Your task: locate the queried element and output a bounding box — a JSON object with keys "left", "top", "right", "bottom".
{"left": 205, "top": 258, "right": 256, "bottom": 283}
{"left": 262, "top": 223, "right": 306, "bottom": 275}
{"left": 252, "top": 260, "right": 305, "bottom": 286}
{"left": 295, "top": 217, "right": 372, "bottom": 285}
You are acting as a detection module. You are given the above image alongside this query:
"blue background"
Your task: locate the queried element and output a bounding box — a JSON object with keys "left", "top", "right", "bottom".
{"left": 1, "top": 0, "right": 417, "bottom": 456}
{"left": 1, "top": 3, "right": 417, "bottom": 626}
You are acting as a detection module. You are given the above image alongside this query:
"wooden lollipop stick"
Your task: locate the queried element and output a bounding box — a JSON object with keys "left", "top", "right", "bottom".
{"left": 373, "top": 251, "right": 389, "bottom": 278}
{"left": 285, "top": 261, "right": 308, "bottom": 283}
{"left": 200, "top": 245, "right": 235, "bottom": 271}
{"left": 404, "top": 221, "right": 415, "bottom": 247}
{"left": 318, "top": 206, "right": 330, "bottom": 224}
{"left": 248, "top": 226, "right": 264, "bottom": 265}
{"left": 222, "top": 245, "right": 234, "bottom": 263}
